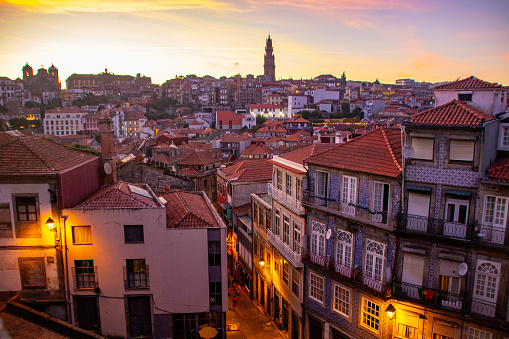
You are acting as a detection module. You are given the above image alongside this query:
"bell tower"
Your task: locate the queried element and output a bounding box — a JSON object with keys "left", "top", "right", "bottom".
{"left": 263, "top": 35, "right": 276, "bottom": 82}
{"left": 22, "top": 63, "right": 33, "bottom": 80}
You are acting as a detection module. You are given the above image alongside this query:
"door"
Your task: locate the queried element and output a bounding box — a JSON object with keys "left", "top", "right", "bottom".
{"left": 127, "top": 296, "right": 152, "bottom": 338}
{"left": 401, "top": 253, "right": 424, "bottom": 299}
{"left": 407, "top": 192, "right": 430, "bottom": 232}
{"left": 444, "top": 198, "right": 468, "bottom": 238}
{"left": 308, "top": 316, "right": 323, "bottom": 339}
{"left": 75, "top": 297, "right": 100, "bottom": 331}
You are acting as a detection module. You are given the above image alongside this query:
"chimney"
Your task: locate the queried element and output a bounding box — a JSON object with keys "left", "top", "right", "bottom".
{"left": 99, "top": 118, "right": 117, "bottom": 185}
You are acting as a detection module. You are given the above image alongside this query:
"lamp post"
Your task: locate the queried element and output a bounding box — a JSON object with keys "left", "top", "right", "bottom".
{"left": 385, "top": 303, "right": 396, "bottom": 338}
{"left": 60, "top": 215, "right": 72, "bottom": 323}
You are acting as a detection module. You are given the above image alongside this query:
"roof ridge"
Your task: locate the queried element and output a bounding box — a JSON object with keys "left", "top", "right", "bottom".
{"left": 24, "top": 138, "right": 58, "bottom": 172}
{"left": 380, "top": 128, "right": 402, "bottom": 172}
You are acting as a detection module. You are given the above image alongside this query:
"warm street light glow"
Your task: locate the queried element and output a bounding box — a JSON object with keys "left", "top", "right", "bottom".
{"left": 45, "top": 217, "right": 55, "bottom": 231}
{"left": 385, "top": 304, "right": 396, "bottom": 318}
{"left": 259, "top": 259, "right": 265, "bottom": 266}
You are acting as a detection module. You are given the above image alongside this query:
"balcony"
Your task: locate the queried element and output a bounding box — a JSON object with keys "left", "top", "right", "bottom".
{"left": 124, "top": 265, "right": 150, "bottom": 290}
{"left": 399, "top": 213, "right": 474, "bottom": 241}
{"left": 268, "top": 184, "right": 304, "bottom": 215}
{"left": 73, "top": 266, "right": 98, "bottom": 291}
{"left": 474, "top": 224, "right": 507, "bottom": 245}
{"left": 302, "top": 191, "right": 391, "bottom": 228}
{"left": 470, "top": 298, "right": 496, "bottom": 317}
{"left": 391, "top": 281, "right": 464, "bottom": 312}
{"left": 268, "top": 229, "right": 302, "bottom": 268}
{"left": 301, "top": 249, "right": 388, "bottom": 298}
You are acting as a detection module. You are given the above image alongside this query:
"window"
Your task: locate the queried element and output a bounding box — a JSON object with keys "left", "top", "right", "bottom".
{"left": 412, "top": 137, "right": 434, "bottom": 160}
{"left": 0, "top": 203, "right": 12, "bottom": 231}
{"left": 253, "top": 203, "right": 258, "bottom": 224}
{"left": 341, "top": 175, "right": 356, "bottom": 204}
{"left": 283, "top": 260, "right": 289, "bottom": 284}
{"left": 361, "top": 297, "right": 380, "bottom": 333}
{"left": 315, "top": 171, "right": 328, "bottom": 204}
{"left": 468, "top": 327, "right": 492, "bottom": 339}
{"left": 74, "top": 260, "right": 96, "bottom": 289}
{"left": 364, "top": 240, "right": 385, "bottom": 283}
{"left": 274, "top": 209, "right": 281, "bottom": 236}
{"left": 124, "top": 225, "right": 144, "bottom": 243}
{"left": 276, "top": 170, "right": 283, "bottom": 190}
{"left": 72, "top": 226, "right": 92, "bottom": 244}
{"left": 19, "top": 257, "right": 46, "bottom": 289}
{"left": 15, "top": 196, "right": 37, "bottom": 221}
{"left": 372, "top": 182, "right": 389, "bottom": 223}
{"left": 500, "top": 126, "right": 509, "bottom": 147}
{"left": 286, "top": 173, "right": 292, "bottom": 196}
{"left": 482, "top": 195, "right": 508, "bottom": 244}
{"left": 332, "top": 283, "right": 350, "bottom": 317}
{"left": 208, "top": 241, "right": 221, "bottom": 266}
{"left": 450, "top": 140, "right": 474, "bottom": 162}
{"left": 274, "top": 254, "right": 280, "bottom": 274}
{"left": 259, "top": 208, "right": 264, "bottom": 228}
{"left": 309, "top": 272, "right": 324, "bottom": 303}
{"left": 296, "top": 178, "right": 303, "bottom": 200}
{"left": 336, "top": 230, "right": 353, "bottom": 273}
{"left": 311, "top": 221, "right": 326, "bottom": 258}
{"left": 283, "top": 215, "right": 290, "bottom": 245}
{"left": 398, "top": 323, "right": 418, "bottom": 339}
{"left": 125, "top": 259, "right": 148, "bottom": 289}
{"left": 473, "top": 260, "right": 500, "bottom": 317}
{"left": 458, "top": 93, "right": 472, "bottom": 101}
{"left": 444, "top": 198, "right": 469, "bottom": 238}
{"left": 293, "top": 222, "right": 301, "bottom": 254}
{"left": 209, "top": 281, "right": 222, "bottom": 305}
{"left": 292, "top": 270, "right": 300, "bottom": 296}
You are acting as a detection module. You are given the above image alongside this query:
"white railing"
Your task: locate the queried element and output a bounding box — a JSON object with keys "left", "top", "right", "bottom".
{"left": 268, "top": 184, "right": 304, "bottom": 215}
{"left": 267, "top": 229, "right": 302, "bottom": 268}
{"left": 340, "top": 202, "right": 356, "bottom": 216}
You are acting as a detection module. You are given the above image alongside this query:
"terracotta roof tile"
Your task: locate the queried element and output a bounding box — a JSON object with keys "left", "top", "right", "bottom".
{"left": 435, "top": 76, "right": 502, "bottom": 90}
{"left": 162, "top": 191, "right": 221, "bottom": 228}
{"left": 177, "top": 150, "right": 219, "bottom": 166}
{"left": 486, "top": 158, "right": 509, "bottom": 183}
{"left": 241, "top": 144, "right": 271, "bottom": 155}
{"left": 409, "top": 100, "right": 495, "bottom": 126}
{"left": 306, "top": 127, "right": 402, "bottom": 178}
{"left": 220, "top": 159, "right": 273, "bottom": 182}
{"left": 0, "top": 133, "right": 98, "bottom": 177}
{"left": 73, "top": 181, "right": 159, "bottom": 209}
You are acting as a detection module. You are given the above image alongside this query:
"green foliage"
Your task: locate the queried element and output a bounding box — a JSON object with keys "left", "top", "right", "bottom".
{"left": 72, "top": 93, "right": 108, "bottom": 108}
{"left": 352, "top": 107, "right": 364, "bottom": 120}
{"left": 25, "top": 101, "right": 41, "bottom": 109}
{"left": 65, "top": 143, "right": 101, "bottom": 156}
{"left": 341, "top": 102, "right": 350, "bottom": 116}
{"left": 256, "top": 115, "right": 266, "bottom": 125}
{"left": 9, "top": 118, "right": 40, "bottom": 129}
{"left": 310, "top": 110, "right": 323, "bottom": 120}
{"left": 147, "top": 97, "right": 177, "bottom": 112}
{"left": 300, "top": 110, "right": 310, "bottom": 119}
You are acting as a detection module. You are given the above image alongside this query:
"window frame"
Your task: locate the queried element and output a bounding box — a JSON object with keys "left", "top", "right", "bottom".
{"left": 449, "top": 139, "right": 474, "bottom": 163}
{"left": 283, "top": 215, "right": 290, "bottom": 245}
{"left": 72, "top": 226, "right": 93, "bottom": 245}
{"left": 364, "top": 239, "right": 385, "bottom": 283}
{"left": 310, "top": 221, "right": 326, "bottom": 257}
{"left": 336, "top": 229, "right": 353, "bottom": 269}
{"left": 411, "top": 137, "right": 434, "bottom": 161}
{"left": 341, "top": 175, "right": 357, "bottom": 204}
{"left": 309, "top": 271, "right": 324, "bottom": 304}
{"left": 124, "top": 225, "right": 144, "bottom": 244}
{"left": 360, "top": 297, "right": 380, "bottom": 334}
{"left": 332, "top": 282, "right": 351, "bottom": 318}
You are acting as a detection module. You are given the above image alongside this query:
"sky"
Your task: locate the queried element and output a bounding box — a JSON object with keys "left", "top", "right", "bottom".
{"left": 1, "top": 0, "right": 508, "bottom": 87}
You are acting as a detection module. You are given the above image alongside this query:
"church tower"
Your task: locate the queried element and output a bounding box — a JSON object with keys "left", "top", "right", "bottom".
{"left": 264, "top": 35, "right": 275, "bottom": 82}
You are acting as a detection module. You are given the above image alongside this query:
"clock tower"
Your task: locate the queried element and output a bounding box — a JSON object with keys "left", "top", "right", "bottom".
{"left": 264, "top": 35, "right": 276, "bottom": 82}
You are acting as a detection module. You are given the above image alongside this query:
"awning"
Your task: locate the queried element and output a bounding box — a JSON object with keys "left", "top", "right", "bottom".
{"left": 407, "top": 186, "right": 432, "bottom": 193}
{"left": 445, "top": 190, "right": 471, "bottom": 198}
{"left": 221, "top": 202, "right": 232, "bottom": 210}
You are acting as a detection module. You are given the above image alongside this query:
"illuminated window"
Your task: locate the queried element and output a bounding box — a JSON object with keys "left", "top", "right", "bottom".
{"left": 361, "top": 297, "right": 380, "bottom": 333}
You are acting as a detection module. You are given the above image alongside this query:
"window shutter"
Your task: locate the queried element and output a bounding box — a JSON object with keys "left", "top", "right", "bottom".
{"left": 412, "top": 137, "right": 434, "bottom": 160}
{"left": 450, "top": 140, "right": 474, "bottom": 161}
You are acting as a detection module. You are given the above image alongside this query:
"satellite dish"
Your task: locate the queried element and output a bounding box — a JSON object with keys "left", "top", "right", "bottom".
{"left": 402, "top": 145, "right": 415, "bottom": 158}
{"left": 104, "top": 163, "right": 112, "bottom": 175}
{"left": 326, "top": 229, "right": 332, "bottom": 240}
{"left": 457, "top": 262, "right": 468, "bottom": 276}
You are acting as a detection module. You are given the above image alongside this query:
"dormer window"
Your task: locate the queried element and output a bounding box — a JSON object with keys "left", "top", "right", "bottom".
{"left": 458, "top": 93, "right": 472, "bottom": 102}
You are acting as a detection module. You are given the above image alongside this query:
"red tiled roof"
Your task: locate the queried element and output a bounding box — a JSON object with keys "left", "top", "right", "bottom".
{"left": 0, "top": 133, "right": 98, "bottom": 177}
{"left": 220, "top": 159, "right": 273, "bottom": 182}
{"left": 486, "top": 158, "right": 509, "bottom": 183}
{"left": 177, "top": 150, "right": 219, "bottom": 166}
{"left": 152, "top": 153, "right": 172, "bottom": 164}
{"left": 409, "top": 100, "right": 495, "bottom": 126}
{"left": 257, "top": 125, "right": 287, "bottom": 133}
{"left": 276, "top": 144, "right": 337, "bottom": 167}
{"left": 435, "top": 76, "right": 502, "bottom": 90}
{"left": 306, "top": 127, "right": 402, "bottom": 178}
{"left": 241, "top": 144, "right": 271, "bottom": 155}
{"left": 162, "top": 191, "right": 221, "bottom": 228}
{"left": 285, "top": 134, "right": 303, "bottom": 142}
{"left": 73, "top": 181, "right": 159, "bottom": 209}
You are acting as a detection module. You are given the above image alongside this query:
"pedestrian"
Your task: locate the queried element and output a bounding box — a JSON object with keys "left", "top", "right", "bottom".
{"left": 233, "top": 296, "right": 238, "bottom": 311}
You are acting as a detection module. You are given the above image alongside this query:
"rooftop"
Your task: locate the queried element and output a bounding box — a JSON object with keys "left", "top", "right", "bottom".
{"left": 434, "top": 76, "right": 502, "bottom": 90}
{"left": 408, "top": 100, "right": 495, "bottom": 127}
{"left": 162, "top": 191, "right": 222, "bottom": 228}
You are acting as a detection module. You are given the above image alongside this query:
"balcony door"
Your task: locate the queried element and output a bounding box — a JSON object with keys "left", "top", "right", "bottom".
{"left": 407, "top": 192, "right": 430, "bottom": 232}
{"left": 444, "top": 198, "right": 468, "bottom": 238}
{"left": 315, "top": 171, "right": 328, "bottom": 206}
{"left": 401, "top": 253, "right": 424, "bottom": 299}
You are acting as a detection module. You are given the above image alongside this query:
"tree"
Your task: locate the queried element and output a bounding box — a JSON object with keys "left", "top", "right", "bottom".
{"left": 352, "top": 107, "right": 364, "bottom": 120}
{"left": 65, "top": 143, "right": 101, "bottom": 156}
{"left": 300, "top": 110, "right": 310, "bottom": 119}
{"left": 9, "top": 118, "right": 40, "bottom": 129}
{"left": 256, "top": 115, "right": 266, "bottom": 125}
{"left": 310, "top": 110, "right": 323, "bottom": 120}
{"left": 341, "top": 102, "right": 350, "bottom": 116}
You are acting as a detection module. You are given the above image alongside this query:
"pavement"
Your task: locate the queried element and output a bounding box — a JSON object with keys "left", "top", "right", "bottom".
{"left": 226, "top": 285, "right": 284, "bottom": 339}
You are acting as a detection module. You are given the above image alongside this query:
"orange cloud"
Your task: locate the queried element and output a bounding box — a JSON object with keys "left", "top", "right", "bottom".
{"left": 3, "top": 0, "right": 234, "bottom": 13}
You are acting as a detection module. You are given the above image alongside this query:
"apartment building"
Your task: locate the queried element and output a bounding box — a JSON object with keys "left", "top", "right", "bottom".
{"left": 43, "top": 107, "right": 88, "bottom": 136}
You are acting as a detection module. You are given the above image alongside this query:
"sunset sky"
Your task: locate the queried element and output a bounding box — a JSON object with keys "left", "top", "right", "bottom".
{"left": 1, "top": 0, "right": 508, "bottom": 87}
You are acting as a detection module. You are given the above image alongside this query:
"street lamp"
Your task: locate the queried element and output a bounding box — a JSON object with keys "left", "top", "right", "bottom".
{"left": 259, "top": 259, "right": 265, "bottom": 267}
{"left": 45, "top": 217, "right": 56, "bottom": 232}
{"left": 385, "top": 304, "right": 396, "bottom": 319}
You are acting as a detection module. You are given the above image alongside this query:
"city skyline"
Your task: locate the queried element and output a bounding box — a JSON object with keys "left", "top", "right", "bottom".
{"left": 1, "top": 0, "right": 508, "bottom": 86}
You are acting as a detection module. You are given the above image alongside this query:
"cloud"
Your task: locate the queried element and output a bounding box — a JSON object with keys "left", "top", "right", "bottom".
{"left": 245, "top": 0, "right": 421, "bottom": 11}
{"left": 3, "top": 0, "right": 235, "bottom": 14}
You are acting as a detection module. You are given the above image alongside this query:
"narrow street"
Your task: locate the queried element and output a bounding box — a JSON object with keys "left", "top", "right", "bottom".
{"left": 226, "top": 285, "right": 283, "bottom": 339}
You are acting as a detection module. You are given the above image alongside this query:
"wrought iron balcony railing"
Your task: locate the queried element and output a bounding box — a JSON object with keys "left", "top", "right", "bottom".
{"left": 302, "top": 190, "right": 391, "bottom": 227}
{"left": 391, "top": 281, "right": 464, "bottom": 312}
{"left": 73, "top": 266, "right": 98, "bottom": 291}
{"left": 474, "top": 224, "right": 507, "bottom": 245}
{"left": 267, "top": 229, "right": 302, "bottom": 268}
{"left": 399, "top": 213, "right": 475, "bottom": 240}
